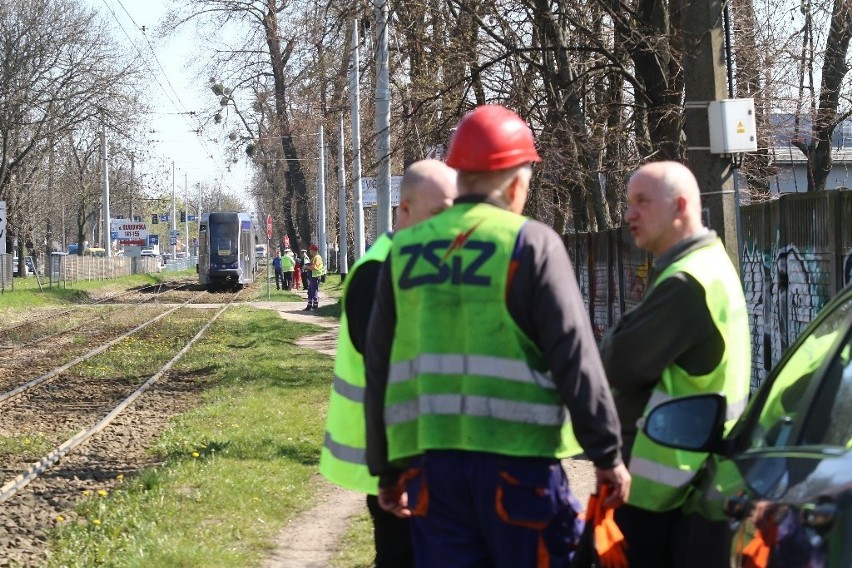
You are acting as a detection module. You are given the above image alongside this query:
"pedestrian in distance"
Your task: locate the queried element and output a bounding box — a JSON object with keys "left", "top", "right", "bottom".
{"left": 272, "top": 251, "right": 284, "bottom": 290}
{"left": 292, "top": 252, "right": 302, "bottom": 290}
{"left": 300, "top": 249, "right": 310, "bottom": 291}
{"left": 320, "top": 158, "right": 458, "bottom": 568}
{"left": 599, "top": 161, "right": 751, "bottom": 568}
{"left": 281, "top": 248, "right": 295, "bottom": 290}
{"left": 303, "top": 244, "right": 324, "bottom": 310}
{"left": 364, "top": 104, "right": 631, "bottom": 568}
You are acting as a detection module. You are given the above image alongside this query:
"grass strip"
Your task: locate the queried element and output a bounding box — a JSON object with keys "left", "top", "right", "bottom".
{"left": 48, "top": 305, "right": 341, "bottom": 566}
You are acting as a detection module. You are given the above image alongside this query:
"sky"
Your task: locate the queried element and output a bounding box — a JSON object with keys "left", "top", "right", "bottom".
{"left": 88, "top": 0, "right": 254, "bottom": 210}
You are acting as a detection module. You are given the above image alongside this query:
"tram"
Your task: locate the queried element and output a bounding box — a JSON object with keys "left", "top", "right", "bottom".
{"left": 198, "top": 211, "right": 257, "bottom": 290}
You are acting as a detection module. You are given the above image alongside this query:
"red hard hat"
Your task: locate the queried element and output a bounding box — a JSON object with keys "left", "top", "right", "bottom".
{"left": 445, "top": 105, "right": 542, "bottom": 172}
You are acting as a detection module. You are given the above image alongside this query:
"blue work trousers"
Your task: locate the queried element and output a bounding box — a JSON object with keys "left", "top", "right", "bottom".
{"left": 403, "top": 450, "right": 583, "bottom": 568}
{"left": 307, "top": 275, "right": 320, "bottom": 306}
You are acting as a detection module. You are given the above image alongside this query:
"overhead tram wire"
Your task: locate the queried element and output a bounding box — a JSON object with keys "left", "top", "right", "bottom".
{"left": 99, "top": 0, "right": 217, "bottom": 166}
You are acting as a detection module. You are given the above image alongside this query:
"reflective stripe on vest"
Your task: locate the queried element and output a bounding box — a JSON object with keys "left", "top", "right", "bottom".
{"left": 389, "top": 353, "right": 557, "bottom": 390}
{"left": 324, "top": 432, "right": 367, "bottom": 465}
{"left": 318, "top": 233, "right": 393, "bottom": 495}
{"left": 627, "top": 239, "right": 751, "bottom": 512}
{"left": 386, "top": 204, "right": 583, "bottom": 462}
{"left": 385, "top": 394, "right": 566, "bottom": 427}
{"left": 331, "top": 374, "right": 364, "bottom": 403}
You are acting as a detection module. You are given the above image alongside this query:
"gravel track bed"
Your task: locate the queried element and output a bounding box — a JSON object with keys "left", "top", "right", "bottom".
{"left": 0, "top": 370, "right": 208, "bottom": 566}
{"left": 0, "top": 306, "right": 170, "bottom": 394}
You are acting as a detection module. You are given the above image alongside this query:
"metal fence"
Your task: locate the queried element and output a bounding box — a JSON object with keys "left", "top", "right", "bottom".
{"left": 568, "top": 188, "right": 852, "bottom": 392}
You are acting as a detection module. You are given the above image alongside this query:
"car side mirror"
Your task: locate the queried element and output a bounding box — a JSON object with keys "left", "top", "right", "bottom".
{"left": 642, "top": 393, "right": 727, "bottom": 452}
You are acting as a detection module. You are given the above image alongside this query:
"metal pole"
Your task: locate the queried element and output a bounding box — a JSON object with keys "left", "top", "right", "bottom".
{"left": 338, "top": 114, "right": 349, "bottom": 281}
{"left": 318, "top": 124, "right": 327, "bottom": 267}
{"left": 101, "top": 120, "right": 111, "bottom": 257}
{"left": 350, "top": 18, "right": 366, "bottom": 260}
{"left": 374, "top": 0, "right": 392, "bottom": 235}
{"left": 184, "top": 171, "right": 189, "bottom": 257}
{"left": 171, "top": 162, "right": 176, "bottom": 260}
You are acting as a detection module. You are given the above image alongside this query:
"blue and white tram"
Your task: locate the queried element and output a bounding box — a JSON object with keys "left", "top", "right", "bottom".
{"left": 198, "top": 211, "right": 257, "bottom": 290}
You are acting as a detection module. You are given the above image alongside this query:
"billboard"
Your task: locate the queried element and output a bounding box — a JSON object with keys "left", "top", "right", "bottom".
{"left": 111, "top": 219, "right": 148, "bottom": 246}
{"left": 361, "top": 176, "right": 402, "bottom": 207}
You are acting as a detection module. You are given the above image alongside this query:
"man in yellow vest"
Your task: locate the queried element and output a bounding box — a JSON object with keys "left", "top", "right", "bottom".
{"left": 364, "top": 105, "right": 630, "bottom": 567}
{"left": 319, "top": 159, "right": 457, "bottom": 567}
{"left": 304, "top": 244, "right": 324, "bottom": 310}
{"left": 599, "top": 161, "right": 751, "bottom": 567}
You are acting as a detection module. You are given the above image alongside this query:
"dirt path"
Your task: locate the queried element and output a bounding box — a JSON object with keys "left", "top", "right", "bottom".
{"left": 251, "top": 294, "right": 597, "bottom": 567}
{"left": 252, "top": 293, "right": 366, "bottom": 567}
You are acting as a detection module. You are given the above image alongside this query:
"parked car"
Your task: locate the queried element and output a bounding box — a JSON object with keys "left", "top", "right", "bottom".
{"left": 140, "top": 249, "right": 157, "bottom": 257}
{"left": 642, "top": 281, "right": 852, "bottom": 567}
{"left": 11, "top": 256, "right": 41, "bottom": 275}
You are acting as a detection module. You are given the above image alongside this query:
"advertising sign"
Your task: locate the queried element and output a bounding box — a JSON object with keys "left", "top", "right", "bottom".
{"left": 111, "top": 219, "right": 148, "bottom": 246}
{"left": 360, "top": 176, "right": 402, "bottom": 207}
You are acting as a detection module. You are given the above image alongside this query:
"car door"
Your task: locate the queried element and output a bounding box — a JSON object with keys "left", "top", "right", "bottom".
{"left": 682, "top": 285, "right": 852, "bottom": 568}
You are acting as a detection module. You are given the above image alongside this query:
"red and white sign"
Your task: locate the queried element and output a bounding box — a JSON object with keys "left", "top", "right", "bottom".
{"left": 266, "top": 214, "right": 273, "bottom": 240}
{"left": 111, "top": 219, "right": 148, "bottom": 246}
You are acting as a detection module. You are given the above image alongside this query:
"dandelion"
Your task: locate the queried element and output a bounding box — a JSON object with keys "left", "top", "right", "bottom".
{"left": 23, "top": 439, "right": 30, "bottom": 445}
{"left": 97, "top": 489, "right": 108, "bottom": 497}
{"left": 82, "top": 490, "right": 92, "bottom": 496}
{"left": 192, "top": 452, "right": 200, "bottom": 458}
{"left": 116, "top": 474, "right": 124, "bottom": 481}
{"left": 92, "top": 519, "right": 101, "bottom": 526}
{"left": 56, "top": 515, "right": 65, "bottom": 523}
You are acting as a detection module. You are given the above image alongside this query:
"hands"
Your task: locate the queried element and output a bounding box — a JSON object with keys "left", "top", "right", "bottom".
{"left": 595, "top": 463, "right": 631, "bottom": 509}
{"left": 378, "top": 480, "right": 412, "bottom": 519}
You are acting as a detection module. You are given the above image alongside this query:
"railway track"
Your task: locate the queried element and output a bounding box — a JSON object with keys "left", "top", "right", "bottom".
{"left": 0, "top": 282, "right": 251, "bottom": 566}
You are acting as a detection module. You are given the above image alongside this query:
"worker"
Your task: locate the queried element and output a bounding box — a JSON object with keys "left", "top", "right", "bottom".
{"left": 320, "top": 159, "right": 457, "bottom": 568}
{"left": 364, "top": 105, "right": 630, "bottom": 567}
{"left": 272, "top": 252, "right": 284, "bottom": 290}
{"left": 304, "top": 244, "right": 324, "bottom": 310}
{"left": 599, "top": 161, "right": 751, "bottom": 567}
{"left": 280, "top": 248, "right": 296, "bottom": 290}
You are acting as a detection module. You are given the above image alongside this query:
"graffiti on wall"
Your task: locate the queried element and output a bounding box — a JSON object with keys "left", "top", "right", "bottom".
{"left": 769, "top": 243, "right": 828, "bottom": 372}
{"left": 741, "top": 241, "right": 767, "bottom": 392}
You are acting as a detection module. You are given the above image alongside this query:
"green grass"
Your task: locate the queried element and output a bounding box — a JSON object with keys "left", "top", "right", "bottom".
{"left": 46, "top": 305, "right": 357, "bottom": 567}
{"left": 331, "top": 510, "right": 374, "bottom": 568}
{"left": 0, "top": 272, "right": 171, "bottom": 308}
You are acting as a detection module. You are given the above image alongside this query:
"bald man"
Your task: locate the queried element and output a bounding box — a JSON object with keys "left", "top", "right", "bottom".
{"left": 600, "top": 161, "right": 750, "bottom": 567}
{"left": 319, "top": 159, "right": 456, "bottom": 568}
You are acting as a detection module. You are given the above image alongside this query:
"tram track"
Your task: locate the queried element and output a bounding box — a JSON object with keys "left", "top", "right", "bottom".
{"left": 0, "top": 286, "right": 248, "bottom": 565}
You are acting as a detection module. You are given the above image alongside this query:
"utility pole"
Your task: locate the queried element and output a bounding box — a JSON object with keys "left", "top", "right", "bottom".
{"left": 682, "top": 0, "right": 741, "bottom": 268}
{"left": 171, "top": 162, "right": 177, "bottom": 260}
{"left": 374, "top": 0, "right": 392, "bottom": 235}
{"left": 317, "top": 125, "right": 327, "bottom": 264}
{"left": 350, "top": 18, "right": 365, "bottom": 260}
{"left": 184, "top": 171, "right": 189, "bottom": 256}
{"left": 101, "top": 119, "right": 112, "bottom": 257}
{"left": 338, "top": 114, "right": 349, "bottom": 281}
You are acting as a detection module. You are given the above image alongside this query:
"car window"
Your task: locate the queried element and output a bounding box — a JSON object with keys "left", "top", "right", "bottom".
{"left": 799, "top": 337, "right": 852, "bottom": 447}
{"left": 747, "top": 298, "right": 852, "bottom": 450}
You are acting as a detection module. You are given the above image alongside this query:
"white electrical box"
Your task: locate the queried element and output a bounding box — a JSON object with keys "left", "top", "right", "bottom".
{"left": 707, "top": 98, "right": 757, "bottom": 154}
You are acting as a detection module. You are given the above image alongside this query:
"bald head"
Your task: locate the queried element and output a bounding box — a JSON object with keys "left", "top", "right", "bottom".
{"left": 625, "top": 161, "right": 705, "bottom": 255}
{"left": 396, "top": 159, "right": 457, "bottom": 230}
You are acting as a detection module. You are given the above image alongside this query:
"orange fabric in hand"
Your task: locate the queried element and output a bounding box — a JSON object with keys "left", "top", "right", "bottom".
{"left": 585, "top": 485, "right": 628, "bottom": 568}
